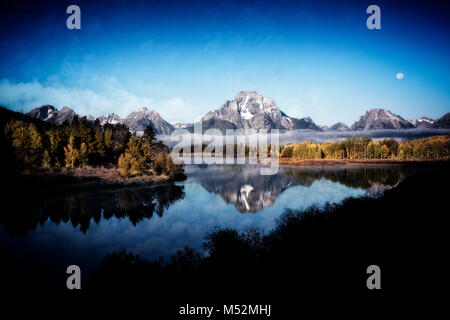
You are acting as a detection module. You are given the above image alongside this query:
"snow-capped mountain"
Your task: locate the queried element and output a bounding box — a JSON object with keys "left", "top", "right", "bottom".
{"left": 121, "top": 107, "right": 174, "bottom": 134}
{"left": 351, "top": 109, "right": 415, "bottom": 131}
{"left": 199, "top": 91, "right": 321, "bottom": 131}
{"left": 328, "top": 122, "right": 351, "bottom": 131}
{"left": 55, "top": 107, "right": 78, "bottom": 124}
{"left": 97, "top": 108, "right": 174, "bottom": 134}
{"left": 408, "top": 117, "right": 435, "bottom": 128}
{"left": 98, "top": 113, "right": 122, "bottom": 125}
{"left": 27, "top": 105, "right": 58, "bottom": 122}
{"left": 26, "top": 105, "right": 77, "bottom": 124}
{"left": 24, "top": 100, "right": 450, "bottom": 134}
{"left": 27, "top": 105, "right": 174, "bottom": 134}
{"left": 173, "top": 122, "right": 193, "bottom": 129}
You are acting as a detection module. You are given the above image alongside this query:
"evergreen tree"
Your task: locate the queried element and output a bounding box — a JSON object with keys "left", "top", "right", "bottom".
{"left": 79, "top": 142, "right": 89, "bottom": 167}
{"left": 143, "top": 125, "right": 156, "bottom": 144}
{"left": 104, "top": 126, "right": 113, "bottom": 162}
{"left": 94, "top": 125, "right": 106, "bottom": 164}
{"left": 112, "top": 123, "right": 131, "bottom": 162}
{"left": 64, "top": 136, "right": 80, "bottom": 168}
{"left": 42, "top": 150, "right": 52, "bottom": 169}
{"left": 117, "top": 136, "right": 146, "bottom": 176}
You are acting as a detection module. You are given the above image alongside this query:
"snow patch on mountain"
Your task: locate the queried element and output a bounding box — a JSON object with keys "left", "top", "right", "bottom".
{"left": 200, "top": 91, "right": 321, "bottom": 131}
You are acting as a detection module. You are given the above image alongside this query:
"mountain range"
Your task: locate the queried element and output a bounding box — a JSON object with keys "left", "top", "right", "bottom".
{"left": 26, "top": 91, "right": 450, "bottom": 134}
{"left": 27, "top": 105, "right": 174, "bottom": 134}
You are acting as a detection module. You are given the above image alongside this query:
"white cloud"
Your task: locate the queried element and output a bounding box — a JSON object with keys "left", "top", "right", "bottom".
{"left": 154, "top": 97, "right": 203, "bottom": 124}
{"left": 396, "top": 72, "right": 404, "bottom": 80}
{"left": 0, "top": 78, "right": 196, "bottom": 123}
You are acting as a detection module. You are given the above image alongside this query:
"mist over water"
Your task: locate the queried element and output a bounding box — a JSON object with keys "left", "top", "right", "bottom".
{"left": 159, "top": 128, "right": 450, "bottom": 147}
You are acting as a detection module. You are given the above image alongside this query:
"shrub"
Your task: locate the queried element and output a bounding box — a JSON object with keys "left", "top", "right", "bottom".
{"left": 118, "top": 152, "right": 146, "bottom": 177}
{"left": 280, "top": 144, "right": 294, "bottom": 158}
{"left": 153, "top": 153, "right": 184, "bottom": 177}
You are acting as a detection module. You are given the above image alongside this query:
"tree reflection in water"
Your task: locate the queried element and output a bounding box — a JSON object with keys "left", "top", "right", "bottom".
{"left": 187, "top": 164, "right": 430, "bottom": 213}
{"left": 0, "top": 183, "right": 185, "bottom": 237}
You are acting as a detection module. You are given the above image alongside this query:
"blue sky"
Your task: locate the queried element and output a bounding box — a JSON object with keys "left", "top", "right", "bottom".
{"left": 0, "top": 0, "right": 449, "bottom": 125}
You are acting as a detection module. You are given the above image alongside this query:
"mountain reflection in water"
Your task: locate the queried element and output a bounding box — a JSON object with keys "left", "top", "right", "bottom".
{"left": 0, "top": 164, "right": 429, "bottom": 271}
{"left": 187, "top": 164, "right": 414, "bottom": 213}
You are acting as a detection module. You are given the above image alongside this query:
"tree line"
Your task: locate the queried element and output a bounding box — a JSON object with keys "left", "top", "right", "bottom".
{"left": 279, "top": 135, "right": 450, "bottom": 160}
{"left": 177, "top": 135, "right": 449, "bottom": 160}
{"left": 3, "top": 115, "right": 183, "bottom": 178}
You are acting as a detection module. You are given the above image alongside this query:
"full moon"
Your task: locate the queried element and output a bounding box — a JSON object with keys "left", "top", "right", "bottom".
{"left": 396, "top": 72, "right": 404, "bottom": 80}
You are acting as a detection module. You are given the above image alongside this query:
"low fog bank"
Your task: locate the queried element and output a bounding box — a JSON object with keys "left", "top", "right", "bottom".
{"left": 158, "top": 128, "right": 450, "bottom": 148}
{"left": 275, "top": 128, "right": 450, "bottom": 145}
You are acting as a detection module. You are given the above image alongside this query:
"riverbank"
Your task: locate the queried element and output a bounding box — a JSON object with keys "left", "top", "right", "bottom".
{"left": 276, "top": 157, "right": 450, "bottom": 166}
{"left": 8, "top": 166, "right": 185, "bottom": 195}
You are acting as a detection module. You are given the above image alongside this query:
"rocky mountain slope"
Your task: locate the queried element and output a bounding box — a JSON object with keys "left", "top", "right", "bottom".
{"left": 432, "top": 112, "right": 450, "bottom": 129}
{"left": 120, "top": 107, "right": 174, "bottom": 134}
{"left": 408, "top": 117, "right": 435, "bottom": 128}
{"left": 27, "top": 105, "right": 77, "bottom": 125}
{"left": 24, "top": 96, "right": 450, "bottom": 135}
{"left": 198, "top": 91, "right": 321, "bottom": 132}
{"left": 328, "top": 122, "right": 351, "bottom": 131}
{"left": 27, "top": 105, "right": 174, "bottom": 134}
{"left": 98, "top": 113, "right": 121, "bottom": 125}
{"left": 350, "top": 109, "right": 415, "bottom": 131}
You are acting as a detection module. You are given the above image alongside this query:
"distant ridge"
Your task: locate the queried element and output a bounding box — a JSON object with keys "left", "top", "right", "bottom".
{"left": 27, "top": 105, "right": 174, "bottom": 134}
{"left": 27, "top": 105, "right": 77, "bottom": 125}
{"left": 24, "top": 93, "right": 450, "bottom": 133}
{"left": 328, "top": 122, "right": 351, "bottom": 132}
{"left": 351, "top": 109, "right": 414, "bottom": 131}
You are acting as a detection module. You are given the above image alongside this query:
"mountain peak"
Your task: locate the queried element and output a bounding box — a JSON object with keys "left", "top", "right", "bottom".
{"left": 199, "top": 91, "right": 320, "bottom": 131}
{"left": 329, "top": 122, "right": 350, "bottom": 131}
{"left": 121, "top": 108, "right": 173, "bottom": 134}
{"left": 27, "top": 105, "right": 76, "bottom": 124}
{"left": 235, "top": 90, "right": 263, "bottom": 99}
{"left": 433, "top": 112, "right": 450, "bottom": 128}
{"left": 351, "top": 108, "right": 414, "bottom": 130}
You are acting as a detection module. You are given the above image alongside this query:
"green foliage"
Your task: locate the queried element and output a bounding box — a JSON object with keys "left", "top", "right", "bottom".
{"left": 41, "top": 150, "right": 52, "bottom": 169}
{"left": 367, "top": 141, "right": 381, "bottom": 159}
{"left": 118, "top": 136, "right": 146, "bottom": 177}
{"left": 291, "top": 141, "right": 323, "bottom": 159}
{"left": 381, "top": 138, "right": 399, "bottom": 158}
{"left": 4, "top": 111, "right": 449, "bottom": 175}
{"left": 118, "top": 152, "right": 144, "bottom": 177}
{"left": 118, "top": 129, "right": 183, "bottom": 178}
{"left": 94, "top": 124, "right": 106, "bottom": 163}
{"left": 3, "top": 117, "right": 185, "bottom": 178}
{"left": 64, "top": 141, "right": 79, "bottom": 168}
{"left": 79, "top": 142, "right": 89, "bottom": 167}
{"left": 283, "top": 135, "right": 450, "bottom": 160}
{"left": 104, "top": 127, "right": 113, "bottom": 153}
{"left": 153, "top": 153, "right": 184, "bottom": 177}
{"left": 380, "top": 144, "right": 390, "bottom": 159}
{"left": 4, "top": 120, "right": 44, "bottom": 167}
{"left": 111, "top": 123, "right": 131, "bottom": 162}
{"left": 280, "top": 144, "right": 294, "bottom": 158}
{"left": 143, "top": 125, "right": 156, "bottom": 144}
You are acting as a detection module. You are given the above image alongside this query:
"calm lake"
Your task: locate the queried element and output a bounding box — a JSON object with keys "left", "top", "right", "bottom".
{"left": 0, "top": 164, "right": 430, "bottom": 283}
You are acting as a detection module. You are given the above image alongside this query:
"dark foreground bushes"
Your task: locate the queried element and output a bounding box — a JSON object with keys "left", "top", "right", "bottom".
{"left": 86, "top": 164, "right": 448, "bottom": 313}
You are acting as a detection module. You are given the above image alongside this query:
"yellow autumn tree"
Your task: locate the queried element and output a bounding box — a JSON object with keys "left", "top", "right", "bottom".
{"left": 64, "top": 136, "right": 80, "bottom": 168}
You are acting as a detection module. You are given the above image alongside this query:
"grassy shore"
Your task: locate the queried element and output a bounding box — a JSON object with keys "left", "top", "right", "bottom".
{"left": 276, "top": 157, "right": 450, "bottom": 166}
{"left": 12, "top": 165, "right": 182, "bottom": 195}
